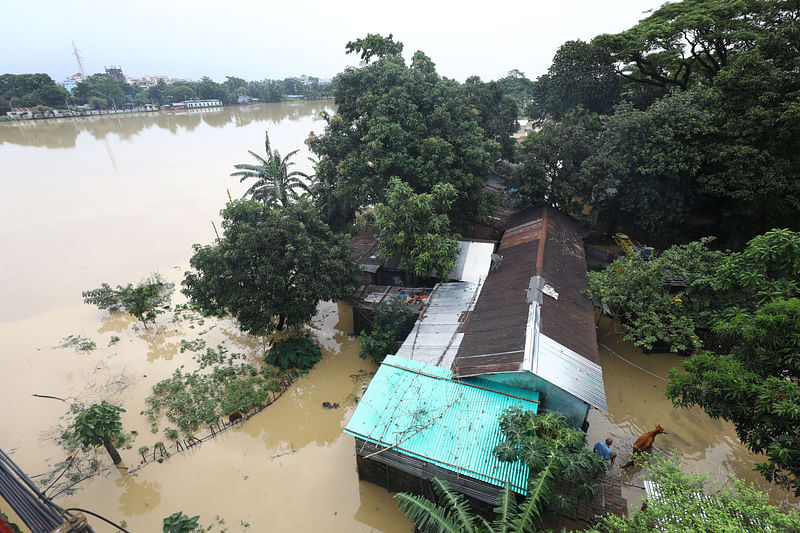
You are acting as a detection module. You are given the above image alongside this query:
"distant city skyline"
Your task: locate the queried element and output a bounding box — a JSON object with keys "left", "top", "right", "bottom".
{"left": 3, "top": 0, "right": 665, "bottom": 84}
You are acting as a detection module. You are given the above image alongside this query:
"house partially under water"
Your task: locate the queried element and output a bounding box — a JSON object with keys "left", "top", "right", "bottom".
{"left": 344, "top": 205, "right": 607, "bottom": 505}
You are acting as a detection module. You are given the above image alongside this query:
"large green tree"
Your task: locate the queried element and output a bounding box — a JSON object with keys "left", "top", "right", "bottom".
{"left": 182, "top": 200, "right": 357, "bottom": 335}
{"left": 464, "top": 76, "right": 519, "bottom": 160}
{"left": 699, "top": 17, "right": 800, "bottom": 241}
{"left": 307, "top": 34, "right": 499, "bottom": 230}
{"left": 667, "top": 298, "right": 800, "bottom": 495}
{"left": 509, "top": 107, "right": 601, "bottom": 213}
{"left": 592, "top": 0, "right": 767, "bottom": 92}
{"left": 589, "top": 229, "right": 800, "bottom": 493}
{"left": 528, "top": 40, "right": 620, "bottom": 120}
{"left": 0, "top": 73, "right": 69, "bottom": 110}
{"left": 73, "top": 74, "right": 138, "bottom": 109}
{"left": 582, "top": 89, "right": 716, "bottom": 241}
{"left": 375, "top": 178, "right": 460, "bottom": 282}
{"left": 72, "top": 401, "right": 126, "bottom": 465}
{"left": 497, "top": 69, "right": 535, "bottom": 114}
{"left": 231, "top": 131, "right": 311, "bottom": 207}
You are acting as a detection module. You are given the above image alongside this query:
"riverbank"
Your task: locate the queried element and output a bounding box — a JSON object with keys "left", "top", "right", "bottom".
{"left": 1, "top": 99, "right": 334, "bottom": 122}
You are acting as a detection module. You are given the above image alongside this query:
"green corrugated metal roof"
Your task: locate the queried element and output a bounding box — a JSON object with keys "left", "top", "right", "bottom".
{"left": 344, "top": 354, "right": 539, "bottom": 494}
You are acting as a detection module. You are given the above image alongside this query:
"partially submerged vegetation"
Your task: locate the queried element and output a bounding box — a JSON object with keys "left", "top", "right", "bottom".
{"left": 83, "top": 273, "right": 173, "bottom": 330}
{"left": 143, "top": 344, "right": 281, "bottom": 436}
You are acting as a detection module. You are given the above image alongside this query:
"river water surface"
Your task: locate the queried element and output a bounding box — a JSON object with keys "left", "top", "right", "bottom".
{"left": 0, "top": 103, "right": 412, "bottom": 532}
{"left": 0, "top": 104, "right": 796, "bottom": 532}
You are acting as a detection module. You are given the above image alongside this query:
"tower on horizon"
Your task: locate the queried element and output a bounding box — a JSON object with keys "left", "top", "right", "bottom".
{"left": 71, "top": 41, "right": 86, "bottom": 79}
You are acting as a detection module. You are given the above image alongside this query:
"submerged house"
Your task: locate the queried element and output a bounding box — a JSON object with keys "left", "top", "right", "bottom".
{"left": 344, "top": 355, "right": 539, "bottom": 505}
{"left": 344, "top": 205, "right": 607, "bottom": 504}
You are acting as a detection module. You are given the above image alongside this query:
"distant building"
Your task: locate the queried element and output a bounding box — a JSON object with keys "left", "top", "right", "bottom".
{"left": 236, "top": 95, "right": 259, "bottom": 104}
{"left": 183, "top": 99, "right": 222, "bottom": 108}
{"left": 165, "top": 99, "right": 222, "bottom": 111}
{"left": 61, "top": 79, "right": 78, "bottom": 93}
{"left": 105, "top": 66, "right": 125, "bottom": 81}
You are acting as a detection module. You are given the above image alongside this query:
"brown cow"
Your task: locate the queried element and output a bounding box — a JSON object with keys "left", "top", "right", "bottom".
{"left": 622, "top": 425, "right": 667, "bottom": 468}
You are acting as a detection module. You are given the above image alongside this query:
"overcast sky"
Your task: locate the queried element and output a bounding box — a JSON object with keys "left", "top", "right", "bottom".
{"left": 2, "top": 0, "right": 666, "bottom": 84}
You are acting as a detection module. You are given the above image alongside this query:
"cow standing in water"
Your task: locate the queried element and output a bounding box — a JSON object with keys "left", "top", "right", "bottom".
{"left": 622, "top": 425, "right": 667, "bottom": 468}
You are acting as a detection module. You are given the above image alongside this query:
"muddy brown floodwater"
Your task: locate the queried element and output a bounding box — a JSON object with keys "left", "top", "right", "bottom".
{"left": 588, "top": 317, "right": 799, "bottom": 512}
{"left": 0, "top": 104, "right": 411, "bottom": 532}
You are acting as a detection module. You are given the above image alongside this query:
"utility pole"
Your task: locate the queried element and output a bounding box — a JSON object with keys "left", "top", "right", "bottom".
{"left": 72, "top": 41, "right": 86, "bottom": 79}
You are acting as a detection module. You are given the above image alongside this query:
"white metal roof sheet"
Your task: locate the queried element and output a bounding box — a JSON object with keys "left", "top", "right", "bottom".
{"left": 395, "top": 281, "right": 483, "bottom": 369}
{"left": 450, "top": 241, "right": 494, "bottom": 284}
{"left": 533, "top": 333, "right": 607, "bottom": 413}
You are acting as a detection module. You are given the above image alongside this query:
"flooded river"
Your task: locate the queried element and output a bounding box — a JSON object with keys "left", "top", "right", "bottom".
{"left": 0, "top": 103, "right": 796, "bottom": 532}
{"left": 0, "top": 103, "right": 411, "bottom": 532}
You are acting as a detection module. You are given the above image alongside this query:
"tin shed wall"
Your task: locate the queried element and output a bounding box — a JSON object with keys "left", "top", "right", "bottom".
{"left": 470, "top": 372, "right": 590, "bottom": 428}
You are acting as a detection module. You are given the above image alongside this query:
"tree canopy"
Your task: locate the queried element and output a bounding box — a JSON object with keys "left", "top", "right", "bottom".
{"left": 307, "top": 34, "right": 501, "bottom": 230}
{"left": 375, "top": 178, "right": 460, "bottom": 281}
{"left": 182, "top": 200, "right": 357, "bottom": 335}
{"left": 528, "top": 40, "right": 620, "bottom": 120}
{"left": 514, "top": 0, "right": 800, "bottom": 243}
{"left": 71, "top": 401, "right": 125, "bottom": 465}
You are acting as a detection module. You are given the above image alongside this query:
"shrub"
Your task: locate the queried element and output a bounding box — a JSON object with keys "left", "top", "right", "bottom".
{"left": 265, "top": 335, "right": 322, "bottom": 371}
{"left": 359, "top": 298, "right": 417, "bottom": 363}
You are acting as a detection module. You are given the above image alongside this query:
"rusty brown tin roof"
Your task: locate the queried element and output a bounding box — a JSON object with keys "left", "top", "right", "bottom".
{"left": 453, "top": 205, "right": 600, "bottom": 377}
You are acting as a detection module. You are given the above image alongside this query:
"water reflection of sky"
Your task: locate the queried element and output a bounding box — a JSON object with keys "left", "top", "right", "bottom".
{"left": 0, "top": 101, "right": 333, "bottom": 323}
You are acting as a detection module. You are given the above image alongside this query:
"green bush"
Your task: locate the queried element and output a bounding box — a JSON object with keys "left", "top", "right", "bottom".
{"left": 359, "top": 298, "right": 417, "bottom": 363}
{"left": 265, "top": 335, "right": 322, "bottom": 371}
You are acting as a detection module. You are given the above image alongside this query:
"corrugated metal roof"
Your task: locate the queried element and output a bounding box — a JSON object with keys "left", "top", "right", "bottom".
{"left": 344, "top": 355, "right": 539, "bottom": 494}
{"left": 643, "top": 480, "right": 775, "bottom": 531}
{"left": 450, "top": 241, "right": 494, "bottom": 284}
{"left": 531, "top": 334, "right": 607, "bottom": 413}
{"left": 453, "top": 206, "right": 607, "bottom": 413}
{"left": 395, "top": 282, "right": 484, "bottom": 369}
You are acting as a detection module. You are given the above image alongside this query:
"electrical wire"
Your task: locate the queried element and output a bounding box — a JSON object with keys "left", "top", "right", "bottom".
{"left": 63, "top": 508, "right": 129, "bottom": 533}
{"left": 600, "top": 342, "right": 669, "bottom": 382}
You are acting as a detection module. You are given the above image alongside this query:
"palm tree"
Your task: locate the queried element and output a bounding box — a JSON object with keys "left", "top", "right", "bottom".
{"left": 395, "top": 478, "right": 541, "bottom": 533}
{"left": 231, "top": 131, "right": 311, "bottom": 207}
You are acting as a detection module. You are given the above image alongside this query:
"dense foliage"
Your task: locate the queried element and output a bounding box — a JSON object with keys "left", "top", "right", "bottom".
{"left": 162, "top": 512, "right": 201, "bottom": 533}
{"left": 590, "top": 229, "right": 800, "bottom": 493}
{"left": 518, "top": 0, "right": 800, "bottom": 243}
{"left": 526, "top": 40, "right": 620, "bottom": 121}
{"left": 589, "top": 454, "right": 800, "bottom": 532}
{"left": 265, "top": 335, "right": 322, "bottom": 371}
{"left": 307, "top": 34, "right": 501, "bottom": 230}
{"left": 358, "top": 297, "right": 417, "bottom": 363}
{"left": 183, "top": 200, "right": 357, "bottom": 335}
{"left": 375, "top": 178, "right": 460, "bottom": 281}
{"left": 82, "top": 274, "right": 174, "bottom": 330}
{"left": 71, "top": 401, "right": 126, "bottom": 465}
{"left": 144, "top": 344, "right": 280, "bottom": 434}
{"left": 0, "top": 73, "right": 69, "bottom": 111}
{"left": 1, "top": 72, "right": 332, "bottom": 112}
